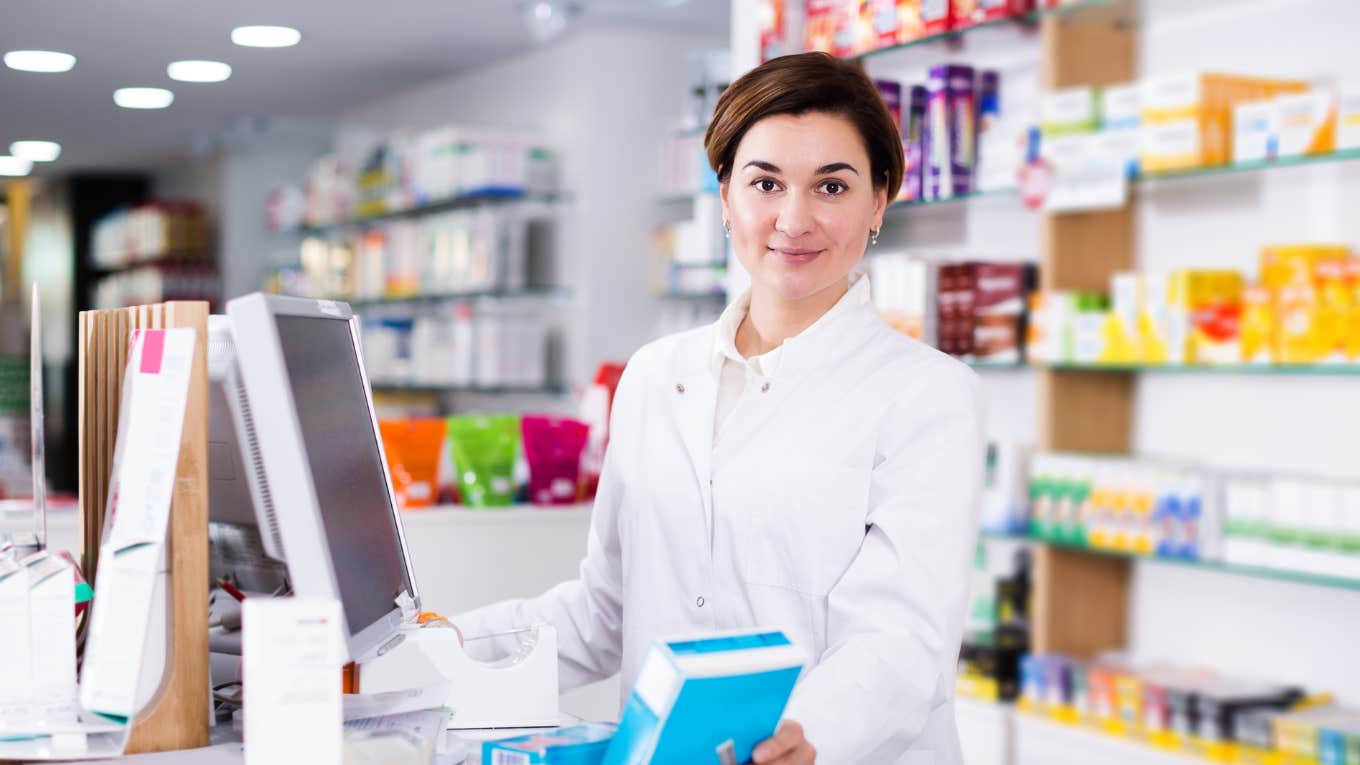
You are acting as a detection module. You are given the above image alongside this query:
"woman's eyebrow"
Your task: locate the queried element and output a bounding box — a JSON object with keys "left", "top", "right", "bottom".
{"left": 742, "top": 160, "right": 860, "bottom": 175}
{"left": 816, "top": 162, "right": 858, "bottom": 175}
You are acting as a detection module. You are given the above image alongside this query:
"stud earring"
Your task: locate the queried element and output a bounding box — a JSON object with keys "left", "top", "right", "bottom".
{"left": 870, "top": 226, "right": 881, "bottom": 246}
{"left": 723, "top": 220, "right": 732, "bottom": 238}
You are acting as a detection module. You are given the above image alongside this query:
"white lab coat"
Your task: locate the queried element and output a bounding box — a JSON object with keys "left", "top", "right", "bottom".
{"left": 455, "top": 280, "right": 984, "bottom": 764}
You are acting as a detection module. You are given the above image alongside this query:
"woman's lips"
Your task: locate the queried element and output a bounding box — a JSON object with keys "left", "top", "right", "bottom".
{"left": 769, "top": 247, "right": 824, "bottom": 265}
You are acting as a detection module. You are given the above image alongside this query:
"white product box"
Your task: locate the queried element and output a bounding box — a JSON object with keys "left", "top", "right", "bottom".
{"left": 1233, "top": 100, "right": 1278, "bottom": 164}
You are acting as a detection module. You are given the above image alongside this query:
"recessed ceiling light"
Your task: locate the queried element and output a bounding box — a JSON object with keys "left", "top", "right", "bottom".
{"left": 114, "top": 87, "right": 175, "bottom": 110}
{"left": 3, "top": 50, "right": 76, "bottom": 73}
{"left": 10, "top": 141, "right": 61, "bottom": 162}
{"left": 231, "top": 25, "right": 301, "bottom": 48}
{"left": 0, "top": 156, "right": 34, "bottom": 177}
{"left": 167, "top": 60, "right": 232, "bottom": 83}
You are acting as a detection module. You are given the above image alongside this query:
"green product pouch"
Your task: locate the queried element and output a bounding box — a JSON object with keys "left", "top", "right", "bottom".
{"left": 446, "top": 413, "right": 521, "bottom": 507}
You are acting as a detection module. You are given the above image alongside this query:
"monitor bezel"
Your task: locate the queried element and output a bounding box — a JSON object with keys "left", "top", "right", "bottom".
{"left": 225, "top": 292, "right": 421, "bottom": 663}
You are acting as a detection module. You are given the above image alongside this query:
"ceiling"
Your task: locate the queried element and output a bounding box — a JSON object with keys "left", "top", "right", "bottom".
{"left": 1, "top": 0, "right": 730, "bottom": 174}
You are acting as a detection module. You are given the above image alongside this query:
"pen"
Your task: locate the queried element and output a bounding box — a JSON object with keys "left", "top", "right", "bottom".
{"left": 218, "top": 578, "right": 247, "bottom": 602}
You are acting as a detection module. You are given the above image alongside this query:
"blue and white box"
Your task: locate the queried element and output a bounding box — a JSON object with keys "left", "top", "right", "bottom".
{"left": 602, "top": 629, "right": 805, "bottom": 765}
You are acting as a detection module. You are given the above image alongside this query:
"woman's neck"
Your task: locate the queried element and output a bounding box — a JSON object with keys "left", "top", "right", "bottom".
{"left": 735, "top": 277, "right": 849, "bottom": 358}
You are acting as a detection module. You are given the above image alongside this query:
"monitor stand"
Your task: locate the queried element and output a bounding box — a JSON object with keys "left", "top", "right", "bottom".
{"left": 358, "top": 623, "right": 560, "bottom": 730}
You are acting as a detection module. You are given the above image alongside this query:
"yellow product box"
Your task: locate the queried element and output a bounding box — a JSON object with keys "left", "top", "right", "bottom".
{"left": 1241, "top": 286, "right": 1277, "bottom": 364}
{"left": 1259, "top": 244, "right": 1351, "bottom": 289}
{"left": 1276, "top": 90, "right": 1338, "bottom": 159}
{"left": 1141, "top": 73, "right": 1308, "bottom": 172}
{"left": 1276, "top": 282, "right": 1321, "bottom": 364}
{"left": 1347, "top": 258, "right": 1360, "bottom": 362}
{"left": 1315, "top": 259, "right": 1352, "bottom": 362}
{"left": 1168, "top": 269, "right": 1245, "bottom": 364}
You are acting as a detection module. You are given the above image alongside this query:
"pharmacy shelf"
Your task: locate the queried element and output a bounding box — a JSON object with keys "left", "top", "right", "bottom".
{"left": 888, "top": 187, "right": 1018, "bottom": 212}
{"left": 967, "top": 361, "right": 1360, "bottom": 376}
{"left": 1047, "top": 362, "right": 1360, "bottom": 375}
{"left": 346, "top": 287, "right": 570, "bottom": 308}
{"left": 91, "top": 254, "right": 215, "bottom": 276}
{"left": 294, "top": 189, "right": 566, "bottom": 235}
{"left": 1015, "top": 712, "right": 1206, "bottom": 765}
{"left": 1141, "top": 148, "right": 1360, "bottom": 184}
{"left": 853, "top": 0, "right": 1111, "bottom": 62}
{"left": 370, "top": 382, "right": 569, "bottom": 396}
{"left": 657, "top": 190, "right": 717, "bottom": 203}
{"left": 980, "top": 530, "right": 1360, "bottom": 592}
{"left": 659, "top": 289, "right": 726, "bottom": 300}
{"left": 399, "top": 503, "right": 592, "bottom": 525}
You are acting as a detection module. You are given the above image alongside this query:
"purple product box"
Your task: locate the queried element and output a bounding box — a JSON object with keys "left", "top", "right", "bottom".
{"left": 903, "top": 86, "right": 928, "bottom": 202}
{"left": 875, "top": 80, "right": 903, "bottom": 128}
{"left": 925, "top": 64, "right": 976, "bottom": 200}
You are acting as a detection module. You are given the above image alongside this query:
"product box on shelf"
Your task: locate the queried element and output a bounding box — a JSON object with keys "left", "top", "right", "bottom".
{"left": 876, "top": 80, "right": 903, "bottom": 127}
{"left": 805, "top": 0, "right": 840, "bottom": 53}
{"left": 868, "top": 254, "right": 936, "bottom": 343}
{"left": 1338, "top": 89, "right": 1360, "bottom": 151}
{"left": 759, "top": 0, "right": 785, "bottom": 63}
{"left": 1040, "top": 86, "right": 1101, "bottom": 136}
{"left": 925, "top": 64, "right": 976, "bottom": 200}
{"left": 832, "top": 0, "right": 859, "bottom": 57}
{"left": 972, "top": 261, "right": 1035, "bottom": 363}
{"left": 902, "top": 85, "right": 929, "bottom": 201}
{"left": 1232, "top": 99, "right": 1280, "bottom": 164}
{"left": 1140, "top": 73, "right": 1309, "bottom": 173}
{"left": 1275, "top": 89, "right": 1338, "bottom": 159}
{"left": 921, "top": 0, "right": 954, "bottom": 36}
{"left": 951, "top": 0, "right": 1034, "bottom": 28}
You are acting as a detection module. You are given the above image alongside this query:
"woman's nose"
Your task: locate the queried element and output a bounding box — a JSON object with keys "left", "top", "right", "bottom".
{"left": 774, "top": 193, "right": 815, "bottom": 239}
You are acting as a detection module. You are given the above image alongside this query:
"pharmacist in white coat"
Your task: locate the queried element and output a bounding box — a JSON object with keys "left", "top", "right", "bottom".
{"left": 456, "top": 52, "right": 983, "bottom": 765}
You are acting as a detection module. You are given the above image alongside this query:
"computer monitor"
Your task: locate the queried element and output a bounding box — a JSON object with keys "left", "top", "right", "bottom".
{"left": 222, "top": 293, "right": 420, "bottom": 663}
{"left": 206, "top": 316, "right": 289, "bottom": 596}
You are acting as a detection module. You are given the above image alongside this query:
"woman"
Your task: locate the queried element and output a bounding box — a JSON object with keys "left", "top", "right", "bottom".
{"left": 456, "top": 52, "right": 983, "bottom": 764}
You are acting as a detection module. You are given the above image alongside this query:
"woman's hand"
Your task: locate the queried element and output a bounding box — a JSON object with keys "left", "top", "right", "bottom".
{"left": 752, "top": 720, "right": 816, "bottom": 764}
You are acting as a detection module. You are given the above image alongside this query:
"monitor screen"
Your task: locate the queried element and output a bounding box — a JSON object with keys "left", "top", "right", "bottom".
{"left": 274, "top": 314, "right": 412, "bottom": 637}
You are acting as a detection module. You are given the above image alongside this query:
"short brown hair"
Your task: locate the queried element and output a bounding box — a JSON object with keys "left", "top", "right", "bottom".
{"left": 705, "top": 52, "right": 904, "bottom": 201}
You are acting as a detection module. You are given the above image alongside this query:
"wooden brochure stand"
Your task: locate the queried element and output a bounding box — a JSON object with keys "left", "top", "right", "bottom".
{"left": 77, "top": 301, "right": 210, "bottom": 753}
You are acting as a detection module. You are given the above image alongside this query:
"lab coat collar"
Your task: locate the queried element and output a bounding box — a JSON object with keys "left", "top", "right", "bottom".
{"left": 708, "top": 270, "right": 874, "bottom": 380}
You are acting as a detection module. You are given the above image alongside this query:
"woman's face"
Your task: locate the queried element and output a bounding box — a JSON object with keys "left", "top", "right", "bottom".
{"left": 720, "top": 111, "right": 887, "bottom": 306}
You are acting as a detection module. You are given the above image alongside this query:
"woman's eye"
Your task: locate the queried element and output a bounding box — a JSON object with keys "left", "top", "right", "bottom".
{"left": 754, "top": 178, "right": 780, "bottom": 193}
{"left": 820, "top": 180, "right": 847, "bottom": 196}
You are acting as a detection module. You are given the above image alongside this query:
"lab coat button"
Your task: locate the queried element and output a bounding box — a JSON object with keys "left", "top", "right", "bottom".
{"left": 760, "top": 381, "right": 771, "bottom": 393}
{"left": 695, "top": 596, "right": 705, "bottom": 607}
{"left": 675, "top": 383, "right": 685, "bottom": 394}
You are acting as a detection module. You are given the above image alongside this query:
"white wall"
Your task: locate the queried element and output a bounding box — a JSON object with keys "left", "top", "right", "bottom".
{"left": 340, "top": 24, "right": 724, "bottom": 385}
{"left": 731, "top": 0, "right": 1360, "bottom": 710}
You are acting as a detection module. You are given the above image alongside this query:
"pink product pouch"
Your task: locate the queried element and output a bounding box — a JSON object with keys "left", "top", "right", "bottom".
{"left": 521, "top": 415, "right": 591, "bottom": 506}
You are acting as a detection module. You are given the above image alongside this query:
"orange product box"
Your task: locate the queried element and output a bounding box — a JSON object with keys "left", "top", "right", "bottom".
{"left": 378, "top": 418, "right": 447, "bottom": 509}
{"left": 1141, "top": 74, "right": 1308, "bottom": 172}
{"left": 758, "top": 0, "right": 785, "bottom": 62}
{"left": 805, "top": 0, "right": 841, "bottom": 53}
{"left": 895, "top": 0, "right": 926, "bottom": 43}
{"left": 921, "top": 0, "right": 953, "bottom": 36}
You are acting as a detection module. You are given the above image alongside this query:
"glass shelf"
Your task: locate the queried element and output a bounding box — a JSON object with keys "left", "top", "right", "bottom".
{"left": 888, "top": 187, "right": 1017, "bottom": 213}
{"left": 967, "top": 361, "right": 1360, "bottom": 376}
{"left": 980, "top": 530, "right": 1360, "bottom": 592}
{"left": 294, "top": 190, "right": 566, "bottom": 235}
{"left": 1140, "top": 149, "right": 1360, "bottom": 184}
{"left": 346, "top": 287, "right": 570, "bottom": 308}
{"left": 371, "top": 383, "right": 568, "bottom": 396}
{"left": 657, "top": 190, "right": 717, "bottom": 203}
{"left": 1046, "top": 362, "right": 1360, "bottom": 375}
{"left": 659, "top": 290, "right": 726, "bottom": 300}
{"left": 854, "top": 0, "right": 1110, "bottom": 62}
